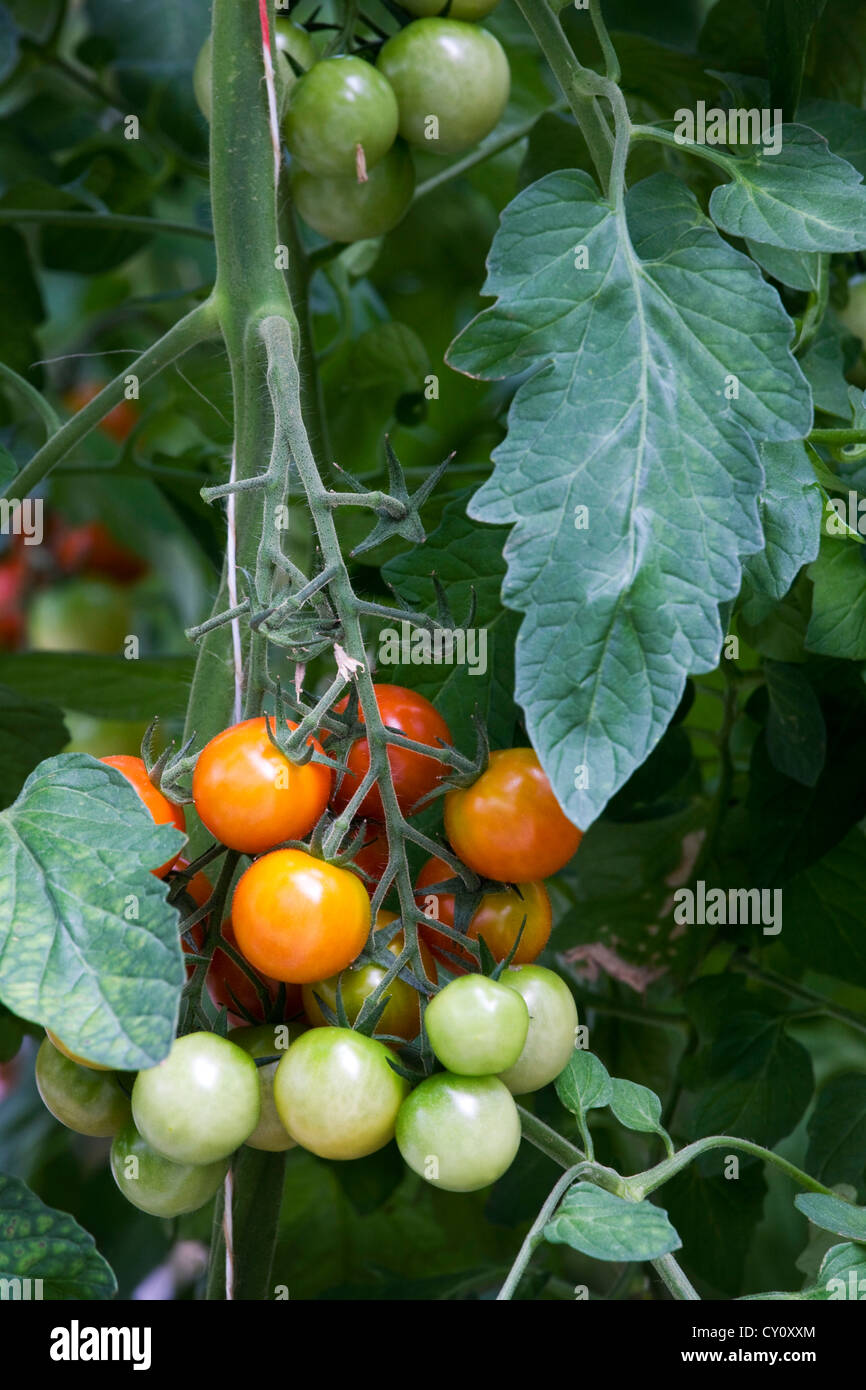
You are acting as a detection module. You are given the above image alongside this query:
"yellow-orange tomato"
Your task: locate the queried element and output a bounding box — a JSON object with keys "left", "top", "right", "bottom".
{"left": 192, "top": 716, "right": 332, "bottom": 855}
{"left": 444, "top": 748, "right": 582, "bottom": 883}
{"left": 415, "top": 855, "right": 552, "bottom": 969}
{"left": 100, "top": 754, "right": 185, "bottom": 877}
{"left": 302, "top": 910, "right": 436, "bottom": 1041}
{"left": 232, "top": 849, "right": 371, "bottom": 984}
{"left": 45, "top": 1029, "right": 112, "bottom": 1072}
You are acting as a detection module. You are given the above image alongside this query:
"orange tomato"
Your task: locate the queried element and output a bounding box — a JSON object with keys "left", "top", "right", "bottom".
{"left": 415, "top": 855, "right": 551, "bottom": 969}
{"left": 192, "top": 716, "right": 332, "bottom": 855}
{"left": 63, "top": 382, "right": 139, "bottom": 444}
{"left": 232, "top": 848, "right": 371, "bottom": 984}
{"left": 100, "top": 754, "right": 185, "bottom": 877}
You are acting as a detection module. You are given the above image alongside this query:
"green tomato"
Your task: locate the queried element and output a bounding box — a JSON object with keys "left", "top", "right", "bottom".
{"left": 402, "top": 0, "right": 501, "bottom": 15}
{"left": 27, "top": 579, "right": 131, "bottom": 655}
{"left": 274, "top": 16, "right": 318, "bottom": 69}
{"left": 284, "top": 56, "right": 399, "bottom": 177}
{"left": 273, "top": 1027, "right": 408, "bottom": 1159}
{"left": 292, "top": 141, "right": 415, "bottom": 243}
{"left": 132, "top": 1032, "right": 260, "bottom": 1165}
{"left": 424, "top": 974, "right": 529, "bottom": 1075}
{"left": 194, "top": 25, "right": 314, "bottom": 124}
{"left": 35, "top": 1038, "right": 130, "bottom": 1138}
{"left": 377, "top": 19, "right": 510, "bottom": 155}
{"left": 396, "top": 1072, "right": 520, "bottom": 1191}
{"left": 111, "top": 1121, "right": 228, "bottom": 1217}
{"left": 228, "top": 1022, "right": 306, "bottom": 1152}
{"left": 497, "top": 965, "right": 578, "bottom": 1095}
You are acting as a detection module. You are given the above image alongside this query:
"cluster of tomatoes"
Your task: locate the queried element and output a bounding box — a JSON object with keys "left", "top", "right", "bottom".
{"left": 34, "top": 680, "right": 584, "bottom": 1209}
{"left": 194, "top": 1, "right": 510, "bottom": 243}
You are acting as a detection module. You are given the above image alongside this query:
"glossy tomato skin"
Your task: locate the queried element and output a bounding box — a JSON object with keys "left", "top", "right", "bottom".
{"left": 111, "top": 1121, "right": 228, "bottom": 1217}
{"left": 416, "top": 855, "right": 552, "bottom": 967}
{"left": 497, "top": 965, "right": 579, "bottom": 1095}
{"left": 232, "top": 849, "right": 371, "bottom": 984}
{"left": 228, "top": 1023, "right": 307, "bottom": 1152}
{"left": 285, "top": 56, "right": 399, "bottom": 177}
{"left": 377, "top": 19, "right": 510, "bottom": 155}
{"left": 396, "top": 1072, "right": 520, "bottom": 1192}
{"left": 302, "top": 910, "right": 436, "bottom": 1041}
{"left": 101, "top": 755, "right": 185, "bottom": 878}
{"left": 352, "top": 827, "right": 390, "bottom": 893}
{"left": 424, "top": 974, "right": 528, "bottom": 1075}
{"left": 63, "top": 382, "right": 138, "bottom": 443}
{"left": 332, "top": 683, "right": 452, "bottom": 820}
{"left": 35, "top": 1039, "right": 130, "bottom": 1137}
{"left": 132, "top": 1032, "right": 260, "bottom": 1165}
{"left": 194, "top": 24, "right": 313, "bottom": 123}
{"left": 292, "top": 140, "right": 415, "bottom": 243}
{"left": 445, "top": 748, "right": 582, "bottom": 882}
{"left": 192, "top": 716, "right": 332, "bottom": 856}
{"left": 28, "top": 578, "right": 131, "bottom": 655}
{"left": 273, "top": 1027, "right": 407, "bottom": 1159}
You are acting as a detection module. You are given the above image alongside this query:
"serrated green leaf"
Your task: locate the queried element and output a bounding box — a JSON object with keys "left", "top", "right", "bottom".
{"left": 690, "top": 1013, "right": 814, "bottom": 1148}
{"left": 740, "top": 441, "right": 822, "bottom": 625}
{"left": 806, "top": 1074, "right": 866, "bottom": 1191}
{"left": 799, "top": 316, "right": 855, "bottom": 418}
{"left": 0, "top": 753, "right": 186, "bottom": 1069}
{"left": 795, "top": 1192, "right": 866, "bottom": 1240}
{"left": 710, "top": 125, "right": 866, "bottom": 251}
{"left": 544, "top": 1182, "right": 681, "bottom": 1262}
{"left": 799, "top": 98, "right": 866, "bottom": 179}
{"left": 608, "top": 1077, "right": 668, "bottom": 1137}
{"left": 0, "top": 652, "right": 194, "bottom": 718}
{"left": 448, "top": 171, "right": 810, "bottom": 826}
{"left": 806, "top": 534, "right": 866, "bottom": 657}
{"left": 746, "top": 239, "right": 822, "bottom": 291}
{"left": 784, "top": 832, "right": 866, "bottom": 988}
{"left": 817, "top": 1241, "right": 866, "bottom": 1299}
{"left": 0, "top": 1171, "right": 116, "bottom": 1299}
{"left": 555, "top": 1050, "right": 611, "bottom": 1118}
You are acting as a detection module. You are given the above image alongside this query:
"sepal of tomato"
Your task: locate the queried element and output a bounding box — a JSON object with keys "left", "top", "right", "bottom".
{"left": 302, "top": 910, "right": 436, "bottom": 1041}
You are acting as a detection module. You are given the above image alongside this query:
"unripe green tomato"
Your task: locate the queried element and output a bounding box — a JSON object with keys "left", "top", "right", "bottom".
{"left": 193, "top": 25, "right": 314, "bottom": 123}
{"left": 111, "top": 1121, "right": 228, "bottom": 1217}
{"left": 228, "top": 1022, "right": 306, "bottom": 1152}
{"left": 35, "top": 1038, "right": 131, "bottom": 1138}
{"left": 273, "top": 1027, "right": 407, "bottom": 1159}
{"left": 284, "top": 56, "right": 399, "bottom": 177}
{"left": 27, "top": 579, "right": 131, "bottom": 654}
{"left": 377, "top": 19, "right": 510, "bottom": 155}
{"left": 396, "top": 1072, "right": 520, "bottom": 1191}
{"left": 424, "top": 974, "right": 529, "bottom": 1074}
{"left": 291, "top": 141, "right": 415, "bottom": 243}
{"left": 132, "top": 1032, "right": 261, "bottom": 1165}
{"left": 497, "top": 965, "right": 578, "bottom": 1095}
{"left": 402, "top": 0, "right": 501, "bottom": 15}
{"left": 274, "top": 16, "right": 318, "bottom": 68}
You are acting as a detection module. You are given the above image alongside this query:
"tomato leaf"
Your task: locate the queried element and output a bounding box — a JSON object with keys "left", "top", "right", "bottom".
{"left": 448, "top": 171, "right": 810, "bottom": 827}
{"left": 0, "top": 652, "right": 195, "bottom": 719}
{"left": 806, "top": 534, "right": 866, "bottom": 659}
{"left": 688, "top": 1012, "right": 814, "bottom": 1148}
{"left": 794, "top": 1192, "right": 866, "bottom": 1241}
{"left": 0, "top": 753, "right": 185, "bottom": 1069}
{"left": 784, "top": 831, "right": 866, "bottom": 987}
{"left": 0, "top": 686, "right": 68, "bottom": 809}
{"left": 0, "top": 1171, "right": 116, "bottom": 1299}
{"left": 805, "top": 1074, "right": 866, "bottom": 1192}
{"left": 608, "top": 1077, "right": 669, "bottom": 1143}
{"left": 763, "top": 660, "right": 827, "bottom": 787}
{"left": 740, "top": 442, "right": 822, "bottom": 626}
{"left": 710, "top": 125, "right": 866, "bottom": 251}
{"left": 544, "top": 1182, "right": 681, "bottom": 1262}
{"left": 555, "top": 1049, "right": 611, "bottom": 1118}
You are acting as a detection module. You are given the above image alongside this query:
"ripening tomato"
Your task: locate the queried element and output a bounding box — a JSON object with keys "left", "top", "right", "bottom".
{"left": 45, "top": 1029, "right": 112, "bottom": 1072}
{"left": 332, "top": 684, "right": 452, "bottom": 820}
{"left": 232, "top": 849, "right": 371, "bottom": 984}
{"left": 229, "top": 1022, "right": 307, "bottom": 1152}
{"left": 101, "top": 755, "right": 185, "bottom": 877}
{"left": 352, "top": 827, "right": 390, "bottom": 893}
{"left": 132, "top": 1032, "right": 261, "bottom": 1165}
{"left": 35, "top": 1039, "right": 131, "bottom": 1138}
{"left": 273, "top": 1027, "right": 407, "bottom": 1159}
{"left": 302, "top": 910, "right": 436, "bottom": 1041}
{"left": 497, "top": 965, "right": 578, "bottom": 1096}
{"left": 396, "top": 1072, "right": 521, "bottom": 1192}
{"left": 0, "top": 555, "right": 28, "bottom": 650}
{"left": 63, "top": 382, "right": 139, "bottom": 443}
{"left": 51, "top": 518, "right": 148, "bottom": 584}
{"left": 192, "top": 716, "right": 332, "bottom": 855}
{"left": 111, "top": 1121, "right": 228, "bottom": 1217}
{"left": 415, "top": 855, "right": 552, "bottom": 968}
{"left": 444, "top": 749, "right": 582, "bottom": 882}
{"left": 424, "top": 974, "right": 529, "bottom": 1075}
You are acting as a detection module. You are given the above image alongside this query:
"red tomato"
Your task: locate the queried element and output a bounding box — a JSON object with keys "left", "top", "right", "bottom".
{"left": 444, "top": 748, "right": 582, "bottom": 882}
{"left": 0, "top": 555, "right": 28, "bottom": 650}
{"left": 192, "top": 716, "right": 332, "bottom": 855}
{"left": 232, "top": 848, "right": 371, "bottom": 984}
{"left": 331, "top": 684, "right": 452, "bottom": 819}
{"left": 100, "top": 754, "right": 185, "bottom": 877}
{"left": 51, "top": 518, "right": 148, "bottom": 584}
{"left": 415, "top": 855, "right": 552, "bottom": 969}
{"left": 63, "top": 382, "right": 139, "bottom": 444}
{"left": 352, "top": 826, "right": 390, "bottom": 893}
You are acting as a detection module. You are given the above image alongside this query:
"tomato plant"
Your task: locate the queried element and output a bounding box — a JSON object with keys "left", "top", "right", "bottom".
{"left": 2, "top": 0, "right": 866, "bottom": 1321}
